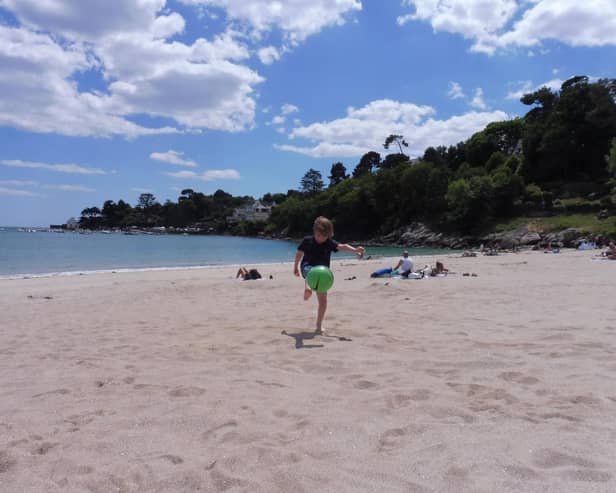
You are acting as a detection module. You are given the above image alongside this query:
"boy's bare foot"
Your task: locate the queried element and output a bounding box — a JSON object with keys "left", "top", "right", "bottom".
{"left": 303, "top": 288, "right": 312, "bottom": 300}
{"left": 315, "top": 327, "right": 324, "bottom": 335}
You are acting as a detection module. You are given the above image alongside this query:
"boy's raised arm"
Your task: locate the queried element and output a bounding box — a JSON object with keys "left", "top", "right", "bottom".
{"left": 338, "top": 243, "right": 365, "bottom": 258}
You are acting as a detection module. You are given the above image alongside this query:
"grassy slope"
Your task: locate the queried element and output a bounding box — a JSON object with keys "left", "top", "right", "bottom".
{"left": 493, "top": 213, "right": 616, "bottom": 237}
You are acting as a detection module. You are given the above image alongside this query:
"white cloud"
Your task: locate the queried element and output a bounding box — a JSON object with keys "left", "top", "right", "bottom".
{"left": 398, "top": 0, "right": 518, "bottom": 54}
{"left": 398, "top": 0, "right": 616, "bottom": 54}
{"left": 165, "top": 169, "right": 241, "bottom": 180}
{"left": 506, "top": 78, "right": 563, "bottom": 100}
{"left": 448, "top": 81, "right": 465, "bottom": 99}
{"left": 0, "top": 180, "right": 38, "bottom": 187}
{"left": 0, "top": 0, "right": 167, "bottom": 40}
{"left": 1, "top": 159, "right": 107, "bottom": 175}
{"left": 268, "top": 103, "right": 299, "bottom": 127}
{"left": 150, "top": 150, "right": 198, "bottom": 167}
{"left": 470, "top": 88, "right": 487, "bottom": 109}
{"left": 281, "top": 103, "right": 299, "bottom": 115}
{"left": 42, "top": 184, "right": 96, "bottom": 192}
{"left": 499, "top": 0, "right": 616, "bottom": 48}
{"left": 0, "top": 179, "right": 94, "bottom": 194}
{"left": 180, "top": 0, "right": 362, "bottom": 45}
{"left": 0, "top": 186, "right": 40, "bottom": 197}
{"left": 275, "top": 98, "right": 507, "bottom": 158}
{"left": 258, "top": 45, "right": 281, "bottom": 64}
{"left": 0, "top": 3, "right": 264, "bottom": 136}
{"left": 132, "top": 187, "right": 155, "bottom": 193}
{"left": 151, "top": 12, "right": 186, "bottom": 39}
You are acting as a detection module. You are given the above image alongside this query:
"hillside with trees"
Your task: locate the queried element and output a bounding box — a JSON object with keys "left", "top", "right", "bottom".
{"left": 79, "top": 76, "right": 616, "bottom": 243}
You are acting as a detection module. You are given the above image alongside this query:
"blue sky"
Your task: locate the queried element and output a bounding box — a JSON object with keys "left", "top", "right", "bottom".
{"left": 1, "top": 0, "right": 615, "bottom": 226}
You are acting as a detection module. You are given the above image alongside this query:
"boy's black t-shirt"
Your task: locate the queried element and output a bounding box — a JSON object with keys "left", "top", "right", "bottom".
{"left": 298, "top": 235, "right": 339, "bottom": 268}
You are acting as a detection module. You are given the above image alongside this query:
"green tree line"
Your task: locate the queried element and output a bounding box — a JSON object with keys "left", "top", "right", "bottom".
{"left": 80, "top": 76, "right": 616, "bottom": 237}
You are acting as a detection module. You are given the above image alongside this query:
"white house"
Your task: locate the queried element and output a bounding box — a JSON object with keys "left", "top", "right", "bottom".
{"left": 228, "top": 201, "right": 273, "bottom": 223}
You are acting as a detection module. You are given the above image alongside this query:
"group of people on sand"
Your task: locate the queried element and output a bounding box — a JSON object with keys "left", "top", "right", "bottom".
{"left": 392, "top": 251, "right": 449, "bottom": 278}
{"left": 240, "top": 215, "right": 614, "bottom": 336}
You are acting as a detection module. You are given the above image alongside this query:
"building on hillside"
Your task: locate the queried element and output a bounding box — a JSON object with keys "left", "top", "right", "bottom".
{"left": 228, "top": 201, "right": 273, "bottom": 223}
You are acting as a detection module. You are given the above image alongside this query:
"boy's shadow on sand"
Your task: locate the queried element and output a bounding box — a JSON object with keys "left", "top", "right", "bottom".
{"left": 281, "top": 330, "right": 352, "bottom": 349}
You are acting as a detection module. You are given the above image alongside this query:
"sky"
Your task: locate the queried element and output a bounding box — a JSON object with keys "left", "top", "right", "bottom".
{"left": 0, "top": 0, "right": 615, "bottom": 226}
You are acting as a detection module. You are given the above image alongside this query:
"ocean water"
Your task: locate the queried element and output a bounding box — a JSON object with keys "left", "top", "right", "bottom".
{"left": 0, "top": 227, "right": 447, "bottom": 278}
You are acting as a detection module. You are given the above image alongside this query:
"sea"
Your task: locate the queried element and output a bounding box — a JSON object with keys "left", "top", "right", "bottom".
{"left": 0, "top": 227, "right": 449, "bottom": 279}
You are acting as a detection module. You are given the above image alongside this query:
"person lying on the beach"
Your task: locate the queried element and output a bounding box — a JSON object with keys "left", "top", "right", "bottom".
{"left": 236, "top": 267, "right": 262, "bottom": 280}
{"left": 461, "top": 250, "right": 477, "bottom": 257}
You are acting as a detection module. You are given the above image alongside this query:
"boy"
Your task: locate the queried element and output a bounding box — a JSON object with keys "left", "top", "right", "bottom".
{"left": 294, "top": 216, "right": 364, "bottom": 334}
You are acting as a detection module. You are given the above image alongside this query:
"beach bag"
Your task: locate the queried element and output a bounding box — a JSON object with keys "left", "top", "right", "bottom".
{"left": 248, "top": 269, "right": 262, "bottom": 280}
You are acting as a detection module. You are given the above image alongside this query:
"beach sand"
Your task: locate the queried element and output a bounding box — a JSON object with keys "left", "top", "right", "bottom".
{"left": 1, "top": 250, "right": 615, "bottom": 492}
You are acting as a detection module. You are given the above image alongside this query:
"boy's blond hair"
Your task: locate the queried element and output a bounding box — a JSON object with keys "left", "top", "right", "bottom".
{"left": 313, "top": 216, "right": 334, "bottom": 238}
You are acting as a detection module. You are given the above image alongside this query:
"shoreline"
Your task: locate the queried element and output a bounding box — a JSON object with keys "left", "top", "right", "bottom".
{"left": 0, "top": 248, "right": 456, "bottom": 281}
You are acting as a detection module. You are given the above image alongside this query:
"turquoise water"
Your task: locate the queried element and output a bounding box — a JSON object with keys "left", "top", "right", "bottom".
{"left": 0, "top": 227, "right": 448, "bottom": 278}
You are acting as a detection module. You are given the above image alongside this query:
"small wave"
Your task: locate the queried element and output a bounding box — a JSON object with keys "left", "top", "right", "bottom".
{"left": 0, "top": 260, "right": 296, "bottom": 281}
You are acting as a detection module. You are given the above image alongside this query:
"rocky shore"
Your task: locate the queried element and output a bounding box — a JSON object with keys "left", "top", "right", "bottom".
{"left": 370, "top": 222, "right": 612, "bottom": 250}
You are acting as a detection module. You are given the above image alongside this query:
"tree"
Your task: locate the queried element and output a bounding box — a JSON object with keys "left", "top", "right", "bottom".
{"left": 383, "top": 134, "right": 409, "bottom": 155}
{"left": 353, "top": 151, "right": 380, "bottom": 177}
{"left": 606, "top": 137, "right": 616, "bottom": 177}
{"left": 137, "top": 193, "right": 157, "bottom": 209}
{"left": 262, "top": 192, "right": 286, "bottom": 204}
{"left": 300, "top": 168, "right": 324, "bottom": 194}
{"left": 379, "top": 153, "right": 408, "bottom": 169}
{"left": 80, "top": 206, "right": 101, "bottom": 218}
{"left": 328, "top": 162, "right": 348, "bottom": 187}
{"left": 520, "top": 76, "right": 616, "bottom": 183}
{"left": 79, "top": 206, "right": 102, "bottom": 229}
{"left": 423, "top": 146, "right": 447, "bottom": 166}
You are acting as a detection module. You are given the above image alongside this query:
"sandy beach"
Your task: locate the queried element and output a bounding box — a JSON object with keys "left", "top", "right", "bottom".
{"left": 1, "top": 250, "right": 615, "bottom": 492}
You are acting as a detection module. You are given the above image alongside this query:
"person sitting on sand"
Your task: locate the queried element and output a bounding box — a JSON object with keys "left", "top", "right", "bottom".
{"left": 236, "top": 267, "right": 262, "bottom": 280}
{"left": 543, "top": 242, "right": 560, "bottom": 254}
{"left": 462, "top": 250, "right": 477, "bottom": 257}
{"left": 393, "top": 250, "right": 413, "bottom": 277}
{"left": 431, "top": 261, "right": 449, "bottom": 276}
{"left": 603, "top": 242, "right": 616, "bottom": 259}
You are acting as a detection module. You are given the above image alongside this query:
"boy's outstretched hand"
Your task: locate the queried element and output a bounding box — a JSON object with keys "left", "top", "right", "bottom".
{"left": 294, "top": 266, "right": 300, "bottom": 277}
{"left": 356, "top": 246, "right": 365, "bottom": 258}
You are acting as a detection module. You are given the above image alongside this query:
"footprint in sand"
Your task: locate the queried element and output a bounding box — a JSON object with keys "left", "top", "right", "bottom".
{"left": 32, "top": 442, "right": 57, "bottom": 455}
{"left": 502, "top": 464, "right": 542, "bottom": 481}
{"left": 499, "top": 371, "right": 539, "bottom": 385}
{"left": 559, "top": 469, "right": 612, "bottom": 482}
{"left": 354, "top": 380, "right": 379, "bottom": 390}
{"left": 32, "top": 388, "right": 70, "bottom": 398}
{"left": 532, "top": 448, "right": 599, "bottom": 469}
{"left": 160, "top": 454, "right": 184, "bottom": 464}
{"left": 387, "top": 390, "right": 431, "bottom": 409}
{"left": 378, "top": 428, "right": 407, "bottom": 452}
{"left": 0, "top": 451, "right": 16, "bottom": 473}
{"left": 168, "top": 386, "right": 206, "bottom": 397}
{"left": 201, "top": 421, "right": 238, "bottom": 444}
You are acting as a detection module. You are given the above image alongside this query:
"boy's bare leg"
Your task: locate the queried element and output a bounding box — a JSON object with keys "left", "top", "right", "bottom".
{"left": 315, "top": 292, "right": 327, "bottom": 334}
{"left": 304, "top": 282, "right": 312, "bottom": 301}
